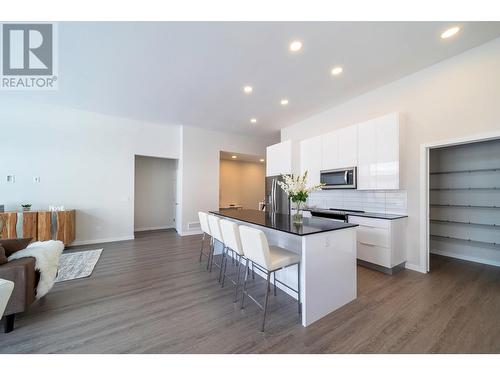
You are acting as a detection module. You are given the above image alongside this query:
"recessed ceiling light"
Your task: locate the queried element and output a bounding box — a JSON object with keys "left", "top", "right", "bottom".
{"left": 331, "top": 66, "right": 343, "bottom": 76}
{"left": 243, "top": 86, "right": 253, "bottom": 94}
{"left": 280, "top": 99, "right": 289, "bottom": 106}
{"left": 250, "top": 118, "right": 257, "bottom": 124}
{"left": 231, "top": 155, "right": 237, "bottom": 159}
{"left": 441, "top": 26, "right": 460, "bottom": 39}
{"left": 260, "top": 159, "right": 265, "bottom": 162}
{"left": 289, "top": 40, "right": 303, "bottom": 52}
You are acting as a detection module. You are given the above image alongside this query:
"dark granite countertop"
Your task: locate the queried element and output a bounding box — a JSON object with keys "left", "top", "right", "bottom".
{"left": 305, "top": 208, "right": 407, "bottom": 220}
{"left": 210, "top": 209, "right": 357, "bottom": 236}
{"left": 346, "top": 212, "right": 408, "bottom": 220}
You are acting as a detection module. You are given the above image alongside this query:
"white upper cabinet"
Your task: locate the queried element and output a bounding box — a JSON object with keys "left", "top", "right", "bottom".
{"left": 375, "top": 114, "right": 399, "bottom": 189}
{"left": 357, "top": 120, "right": 377, "bottom": 190}
{"left": 300, "top": 135, "right": 322, "bottom": 187}
{"left": 321, "top": 131, "right": 339, "bottom": 170}
{"left": 357, "top": 113, "right": 400, "bottom": 190}
{"left": 337, "top": 124, "right": 358, "bottom": 169}
{"left": 266, "top": 140, "right": 293, "bottom": 177}
{"left": 322, "top": 124, "right": 358, "bottom": 170}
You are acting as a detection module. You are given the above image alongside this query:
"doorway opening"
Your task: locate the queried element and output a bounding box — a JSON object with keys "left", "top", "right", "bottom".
{"left": 219, "top": 151, "right": 266, "bottom": 211}
{"left": 134, "top": 155, "right": 178, "bottom": 234}
{"left": 421, "top": 136, "right": 500, "bottom": 272}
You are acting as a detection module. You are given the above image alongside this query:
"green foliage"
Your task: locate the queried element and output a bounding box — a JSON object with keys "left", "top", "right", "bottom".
{"left": 290, "top": 190, "right": 308, "bottom": 203}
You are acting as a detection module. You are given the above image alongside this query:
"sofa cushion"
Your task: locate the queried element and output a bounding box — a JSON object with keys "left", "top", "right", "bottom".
{"left": 0, "top": 238, "right": 32, "bottom": 257}
{"left": 0, "top": 245, "right": 7, "bottom": 265}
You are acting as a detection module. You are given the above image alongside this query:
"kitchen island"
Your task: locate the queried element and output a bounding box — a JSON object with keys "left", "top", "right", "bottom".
{"left": 210, "top": 209, "right": 358, "bottom": 327}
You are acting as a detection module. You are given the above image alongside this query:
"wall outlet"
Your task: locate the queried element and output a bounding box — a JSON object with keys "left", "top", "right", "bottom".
{"left": 6, "top": 175, "right": 15, "bottom": 183}
{"left": 33, "top": 176, "right": 41, "bottom": 183}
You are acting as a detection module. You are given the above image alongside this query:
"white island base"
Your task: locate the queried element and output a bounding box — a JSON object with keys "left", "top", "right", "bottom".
{"left": 218, "top": 217, "right": 358, "bottom": 327}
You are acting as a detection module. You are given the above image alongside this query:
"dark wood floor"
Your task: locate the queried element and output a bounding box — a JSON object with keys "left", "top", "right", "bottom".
{"left": 1, "top": 229, "right": 499, "bottom": 353}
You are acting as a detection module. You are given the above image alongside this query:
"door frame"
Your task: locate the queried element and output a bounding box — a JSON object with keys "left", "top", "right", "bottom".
{"left": 133, "top": 154, "right": 181, "bottom": 235}
{"left": 419, "top": 130, "right": 500, "bottom": 272}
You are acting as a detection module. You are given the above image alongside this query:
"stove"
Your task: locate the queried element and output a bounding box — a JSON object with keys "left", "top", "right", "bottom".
{"left": 310, "top": 208, "right": 365, "bottom": 222}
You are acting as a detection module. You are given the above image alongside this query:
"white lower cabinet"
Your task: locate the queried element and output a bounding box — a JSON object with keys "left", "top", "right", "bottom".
{"left": 348, "top": 215, "right": 406, "bottom": 271}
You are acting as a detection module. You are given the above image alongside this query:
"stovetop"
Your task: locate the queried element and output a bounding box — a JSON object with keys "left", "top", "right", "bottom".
{"left": 327, "top": 208, "right": 365, "bottom": 214}
{"left": 308, "top": 207, "right": 407, "bottom": 220}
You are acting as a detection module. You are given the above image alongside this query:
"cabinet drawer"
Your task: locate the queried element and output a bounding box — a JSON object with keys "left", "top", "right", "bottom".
{"left": 348, "top": 215, "right": 390, "bottom": 229}
{"left": 357, "top": 242, "right": 391, "bottom": 268}
{"left": 356, "top": 226, "right": 390, "bottom": 248}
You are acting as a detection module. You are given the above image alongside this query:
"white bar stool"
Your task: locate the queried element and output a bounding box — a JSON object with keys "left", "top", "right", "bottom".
{"left": 219, "top": 219, "right": 246, "bottom": 302}
{"left": 198, "top": 212, "right": 213, "bottom": 270}
{"left": 207, "top": 214, "right": 225, "bottom": 282}
{"left": 238, "top": 225, "right": 301, "bottom": 332}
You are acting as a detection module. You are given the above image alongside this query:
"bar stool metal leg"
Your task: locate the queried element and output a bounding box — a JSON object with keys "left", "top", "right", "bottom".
{"left": 233, "top": 255, "right": 242, "bottom": 303}
{"left": 218, "top": 245, "right": 227, "bottom": 283}
{"left": 273, "top": 272, "right": 277, "bottom": 296}
{"left": 240, "top": 258, "right": 250, "bottom": 309}
{"left": 199, "top": 233, "right": 205, "bottom": 262}
{"left": 221, "top": 248, "right": 229, "bottom": 287}
{"left": 208, "top": 238, "right": 214, "bottom": 272}
{"left": 261, "top": 272, "right": 272, "bottom": 332}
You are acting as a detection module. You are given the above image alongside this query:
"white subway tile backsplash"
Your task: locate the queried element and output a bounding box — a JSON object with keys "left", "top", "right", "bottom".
{"left": 307, "top": 190, "right": 407, "bottom": 214}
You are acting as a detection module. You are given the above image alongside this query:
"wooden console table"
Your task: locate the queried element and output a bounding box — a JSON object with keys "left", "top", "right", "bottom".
{"left": 0, "top": 210, "right": 75, "bottom": 245}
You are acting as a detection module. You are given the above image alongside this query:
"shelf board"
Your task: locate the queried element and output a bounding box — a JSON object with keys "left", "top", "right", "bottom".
{"left": 430, "top": 234, "right": 500, "bottom": 247}
{"left": 430, "top": 204, "right": 500, "bottom": 209}
{"left": 430, "top": 187, "right": 500, "bottom": 191}
{"left": 430, "top": 167, "right": 500, "bottom": 175}
{"left": 430, "top": 219, "right": 498, "bottom": 228}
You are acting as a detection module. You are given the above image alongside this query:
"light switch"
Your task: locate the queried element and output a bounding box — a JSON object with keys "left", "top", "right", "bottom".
{"left": 33, "top": 177, "right": 41, "bottom": 183}
{"left": 6, "top": 175, "right": 15, "bottom": 183}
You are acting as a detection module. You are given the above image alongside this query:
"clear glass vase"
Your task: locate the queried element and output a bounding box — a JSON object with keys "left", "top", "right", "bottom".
{"left": 293, "top": 201, "right": 304, "bottom": 224}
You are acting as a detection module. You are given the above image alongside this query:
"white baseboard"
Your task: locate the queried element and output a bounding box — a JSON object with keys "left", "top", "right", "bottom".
{"left": 134, "top": 225, "right": 174, "bottom": 232}
{"left": 70, "top": 235, "right": 135, "bottom": 247}
{"left": 405, "top": 262, "right": 426, "bottom": 273}
{"left": 431, "top": 249, "right": 500, "bottom": 268}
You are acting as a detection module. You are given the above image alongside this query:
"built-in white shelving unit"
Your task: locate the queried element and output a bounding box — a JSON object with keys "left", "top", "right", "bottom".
{"left": 429, "top": 139, "right": 500, "bottom": 266}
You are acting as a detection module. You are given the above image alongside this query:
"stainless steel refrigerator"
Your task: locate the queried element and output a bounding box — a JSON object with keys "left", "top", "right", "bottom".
{"left": 265, "top": 175, "right": 291, "bottom": 215}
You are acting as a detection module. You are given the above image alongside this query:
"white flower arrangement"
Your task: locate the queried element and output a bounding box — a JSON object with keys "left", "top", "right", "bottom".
{"left": 276, "top": 171, "right": 324, "bottom": 206}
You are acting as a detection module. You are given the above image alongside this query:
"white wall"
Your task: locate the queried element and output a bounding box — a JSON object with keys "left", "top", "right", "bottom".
{"left": 281, "top": 37, "right": 500, "bottom": 271}
{"left": 0, "top": 101, "right": 181, "bottom": 245}
{"left": 179, "top": 125, "right": 274, "bottom": 235}
{"left": 219, "top": 159, "right": 266, "bottom": 210}
{"left": 0, "top": 99, "right": 275, "bottom": 243}
{"left": 134, "top": 155, "right": 177, "bottom": 231}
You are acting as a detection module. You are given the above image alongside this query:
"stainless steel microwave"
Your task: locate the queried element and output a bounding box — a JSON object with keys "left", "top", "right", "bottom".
{"left": 320, "top": 167, "right": 357, "bottom": 189}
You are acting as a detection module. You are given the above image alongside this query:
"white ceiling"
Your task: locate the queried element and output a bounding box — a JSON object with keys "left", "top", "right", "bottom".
{"left": 7, "top": 21, "right": 500, "bottom": 136}
{"left": 220, "top": 151, "right": 265, "bottom": 163}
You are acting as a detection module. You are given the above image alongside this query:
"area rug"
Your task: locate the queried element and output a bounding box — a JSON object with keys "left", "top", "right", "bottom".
{"left": 55, "top": 249, "right": 103, "bottom": 282}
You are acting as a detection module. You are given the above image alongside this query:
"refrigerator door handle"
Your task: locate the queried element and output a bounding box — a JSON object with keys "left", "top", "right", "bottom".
{"left": 272, "top": 179, "right": 276, "bottom": 212}
{"left": 273, "top": 178, "right": 277, "bottom": 212}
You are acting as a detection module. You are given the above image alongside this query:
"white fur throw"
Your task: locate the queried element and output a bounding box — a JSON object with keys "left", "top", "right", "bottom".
{"left": 8, "top": 240, "right": 64, "bottom": 299}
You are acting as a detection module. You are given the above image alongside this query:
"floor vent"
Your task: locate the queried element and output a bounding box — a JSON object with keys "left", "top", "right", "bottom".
{"left": 187, "top": 221, "right": 201, "bottom": 231}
